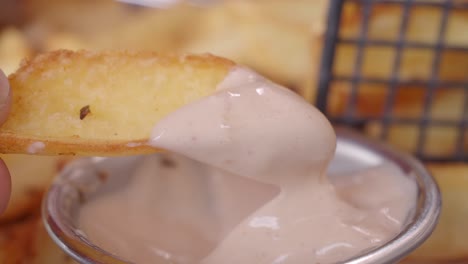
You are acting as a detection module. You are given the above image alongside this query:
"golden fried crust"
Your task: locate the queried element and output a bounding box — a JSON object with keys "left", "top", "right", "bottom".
{"left": 0, "top": 50, "right": 235, "bottom": 156}
{"left": 0, "top": 134, "right": 154, "bottom": 156}
{"left": 11, "top": 50, "right": 234, "bottom": 80}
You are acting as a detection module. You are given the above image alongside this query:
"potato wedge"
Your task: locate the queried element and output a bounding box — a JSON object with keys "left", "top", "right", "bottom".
{"left": 405, "top": 164, "right": 468, "bottom": 262}
{"left": 0, "top": 50, "right": 234, "bottom": 156}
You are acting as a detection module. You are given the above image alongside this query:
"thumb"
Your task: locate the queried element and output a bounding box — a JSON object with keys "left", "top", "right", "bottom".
{"left": 0, "top": 69, "right": 12, "bottom": 215}
{"left": 0, "top": 69, "right": 11, "bottom": 125}
{"left": 0, "top": 159, "right": 11, "bottom": 214}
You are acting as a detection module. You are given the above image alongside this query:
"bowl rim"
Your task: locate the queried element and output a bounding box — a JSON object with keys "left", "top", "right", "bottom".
{"left": 332, "top": 128, "right": 441, "bottom": 264}
{"left": 42, "top": 128, "right": 441, "bottom": 264}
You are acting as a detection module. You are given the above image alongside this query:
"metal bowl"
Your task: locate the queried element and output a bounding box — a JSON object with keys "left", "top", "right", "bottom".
{"left": 42, "top": 129, "right": 441, "bottom": 264}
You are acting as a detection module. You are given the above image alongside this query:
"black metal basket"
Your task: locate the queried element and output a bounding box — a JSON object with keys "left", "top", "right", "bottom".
{"left": 317, "top": 0, "right": 468, "bottom": 162}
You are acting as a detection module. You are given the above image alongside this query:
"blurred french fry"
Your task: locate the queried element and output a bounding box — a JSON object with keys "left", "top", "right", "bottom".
{"left": 0, "top": 27, "right": 31, "bottom": 75}
{"left": 26, "top": 0, "right": 135, "bottom": 39}
{"left": 0, "top": 214, "right": 77, "bottom": 264}
{"left": 91, "top": 4, "right": 204, "bottom": 52}
{"left": 30, "top": 216, "right": 77, "bottom": 264}
{"left": 184, "top": 2, "right": 319, "bottom": 101}
{"left": 331, "top": 3, "right": 468, "bottom": 116}
{"left": 0, "top": 214, "right": 39, "bottom": 263}
{"left": 365, "top": 89, "right": 467, "bottom": 156}
{"left": 339, "top": 4, "right": 468, "bottom": 80}
{"left": 0, "top": 155, "right": 71, "bottom": 222}
{"left": 23, "top": 0, "right": 137, "bottom": 53}
{"left": 405, "top": 164, "right": 468, "bottom": 262}
{"left": 44, "top": 32, "right": 89, "bottom": 51}
{"left": 229, "top": 0, "right": 328, "bottom": 33}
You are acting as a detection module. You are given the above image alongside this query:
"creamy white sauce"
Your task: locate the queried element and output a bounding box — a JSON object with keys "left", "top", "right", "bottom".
{"left": 126, "top": 142, "right": 143, "bottom": 148}
{"left": 78, "top": 67, "right": 417, "bottom": 264}
{"left": 27, "top": 141, "right": 45, "bottom": 154}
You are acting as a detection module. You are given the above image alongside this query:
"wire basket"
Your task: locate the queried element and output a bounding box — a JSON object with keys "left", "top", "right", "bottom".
{"left": 317, "top": 0, "right": 468, "bottom": 162}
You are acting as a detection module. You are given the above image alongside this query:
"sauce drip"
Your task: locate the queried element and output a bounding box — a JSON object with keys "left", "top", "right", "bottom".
{"left": 78, "top": 67, "right": 417, "bottom": 264}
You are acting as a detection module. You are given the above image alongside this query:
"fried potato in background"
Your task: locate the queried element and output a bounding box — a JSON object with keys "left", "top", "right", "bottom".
{"left": 23, "top": 0, "right": 203, "bottom": 53}
{"left": 25, "top": 0, "right": 135, "bottom": 42}
{"left": 0, "top": 215, "right": 39, "bottom": 263}
{"left": 337, "top": 3, "right": 468, "bottom": 80}
{"left": 333, "top": 3, "right": 468, "bottom": 159}
{"left": 187, "top": 0, "right": 328, "bottom": 101}
{"left": 0, "top": 214, "right": 77, "bottom": 264}
{"left": 90, "top": 4, "right": 204, "bottom": 52}
{"left": 0, "top": 154, "right": 69, "bottom": 222}
{"left": 245, "top": 0, "right": 328, "bottom": 32}
{"left": 28, "top": 216, "right": 77, "bottom": 264}
{"left": 40, "top": 4, "right": 204, "bottom": 52}
{"left": 330, "top": 3, "right": 468, "bottom": 115}
{"left": 0, "top": 27, "right": 31, "bottom": 75}
{"left": 19, "top": 0, "right": 141, "bottom": 54}
{"left": 365, "top": 89, "right": 468, "bottom": 157}
{"left": 404, "top": 164, "right": 468, "bottom": 262}
{"left": 43, "top": 32, "right": 89, "bottom": 52}
{"left": 184, "top": 2, "right": 317, "bottom": 101}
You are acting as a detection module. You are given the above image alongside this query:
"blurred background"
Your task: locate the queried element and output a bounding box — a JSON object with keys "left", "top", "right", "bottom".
{"left": 0, "top": 0, "right": 466, "bottom": 263}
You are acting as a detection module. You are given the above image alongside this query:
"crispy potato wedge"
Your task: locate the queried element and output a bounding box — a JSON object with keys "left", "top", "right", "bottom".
{"left": 0, "top": 50, "right": 234, "bottom": 156}
{"left": 405, "top": 164, "right": 468, "bottom": 262}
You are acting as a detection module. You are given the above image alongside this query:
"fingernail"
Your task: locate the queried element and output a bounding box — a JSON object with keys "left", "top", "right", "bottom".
{"left": 0, "top": 70, "right": 10, "bottom": 106}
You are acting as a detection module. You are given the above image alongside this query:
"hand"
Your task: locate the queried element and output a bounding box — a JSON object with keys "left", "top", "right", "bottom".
{"left": 0, "top": 70, "right": 11, "bottom": 214}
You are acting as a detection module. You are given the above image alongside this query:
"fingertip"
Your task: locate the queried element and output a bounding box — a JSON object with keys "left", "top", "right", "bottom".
{"left": 0, "top": 69, "right": 11, "bottom": 125}
{"left": 0, "top": 158, "right": 11, "bottom": 215}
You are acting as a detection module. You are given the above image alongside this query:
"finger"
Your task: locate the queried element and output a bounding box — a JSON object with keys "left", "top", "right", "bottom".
{"left": 0, "top": 69, "right": 11, "bottom": 125}
{"left": 0, "top": 158, "right": 11, "bottom": 214}
{"left": 0, "top": 70, "right": 12, "bottom": 215}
